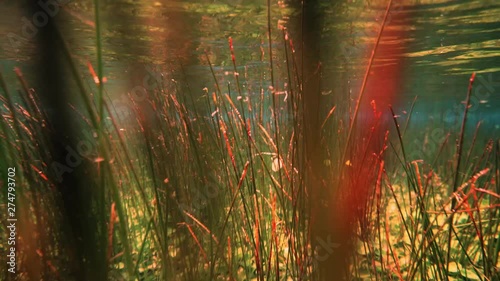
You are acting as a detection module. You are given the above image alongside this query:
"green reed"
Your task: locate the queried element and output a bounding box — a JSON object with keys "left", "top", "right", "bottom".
{"left": 1, "top": 1, "right": 499, "bottom": 281}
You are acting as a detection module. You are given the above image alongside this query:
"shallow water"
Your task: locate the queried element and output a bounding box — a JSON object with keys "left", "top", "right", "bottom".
{"left": 1, "top": 0, "right": 499, "bottom": 137}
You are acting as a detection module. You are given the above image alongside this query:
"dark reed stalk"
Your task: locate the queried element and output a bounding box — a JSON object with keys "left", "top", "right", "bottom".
{"left": 446, "top": 72, "right": 476, "bottom": 275}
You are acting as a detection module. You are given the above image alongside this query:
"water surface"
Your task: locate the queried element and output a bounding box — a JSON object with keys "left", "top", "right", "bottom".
{"left": 1, "top": 0, "right": 499, "bottom": 137}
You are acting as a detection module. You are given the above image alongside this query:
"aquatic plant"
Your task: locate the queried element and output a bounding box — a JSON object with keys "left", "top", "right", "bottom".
{"left": 1, "top": 0, "right": 499, "bottom": 280}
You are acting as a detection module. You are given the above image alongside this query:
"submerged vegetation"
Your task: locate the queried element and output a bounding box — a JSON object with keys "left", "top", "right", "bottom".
{"left": 1, "top": 0, "right": 499, "bottom": 280}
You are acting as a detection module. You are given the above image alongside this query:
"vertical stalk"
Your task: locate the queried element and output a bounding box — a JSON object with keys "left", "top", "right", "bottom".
{"left": 446, "top": 73, "right": 476, "bottom": 276}
{"left": 93, "top": 1, "right": 113, "bottom": 278}
{"left": 93, "top": 0, "right": 104, "bottom": 126}
{"left": 340, "top": 0, "right": 393, "bottom": 169}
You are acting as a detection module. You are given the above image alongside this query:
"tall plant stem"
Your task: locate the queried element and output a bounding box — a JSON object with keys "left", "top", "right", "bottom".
{"left": 445, "top": 72, "right": 476, "bottom": 275}
{"left": 340, "top": 0, "right": 393, "bottom": 169}
{"left": 93, "top": 0, "right": 113, "bottom": 278}
{"left": 267, "top": 0, "right": 285, "bottom": 221}
{"left": 94, "top": 0, "right": 104, "bottom": 129}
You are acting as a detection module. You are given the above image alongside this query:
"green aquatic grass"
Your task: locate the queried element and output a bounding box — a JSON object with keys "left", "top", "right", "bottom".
{"left": 1, "top": 49, "right": 499, "bottom": 281}
{"left": 1, "top": 1, "right": 499, "bottom": 281}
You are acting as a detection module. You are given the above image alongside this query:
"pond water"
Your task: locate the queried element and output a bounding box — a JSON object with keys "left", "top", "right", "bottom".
{"left": 1, "top": 0, "right": 499, "bottom": 138}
